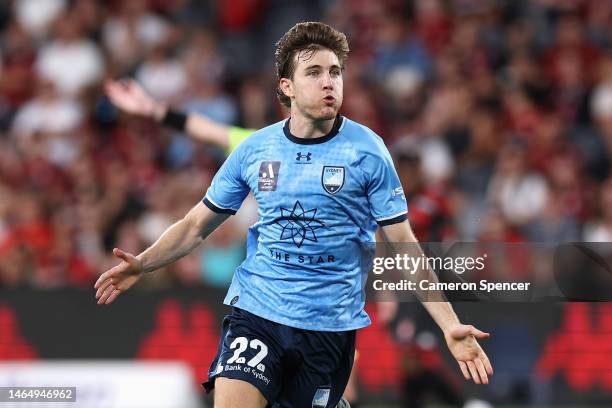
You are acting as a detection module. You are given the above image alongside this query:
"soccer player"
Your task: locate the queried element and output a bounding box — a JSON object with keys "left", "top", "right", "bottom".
{"left": 95, "top": 22, "right": 493, "bottom": 408}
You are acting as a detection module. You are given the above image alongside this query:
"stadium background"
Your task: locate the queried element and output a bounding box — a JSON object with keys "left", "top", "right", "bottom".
{"left": 0, "top": 0, "right": 611, "bottom": 406}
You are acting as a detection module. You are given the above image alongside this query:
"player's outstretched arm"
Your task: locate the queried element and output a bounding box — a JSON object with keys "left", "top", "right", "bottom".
{"left": 94, "top": 202, "right": 229, "bottom": 305}
{"left": 104, "top": 79, "right": 249, "bottom": 151}
{"left": 380, "top": 220, "right": 494, "bottom": 384}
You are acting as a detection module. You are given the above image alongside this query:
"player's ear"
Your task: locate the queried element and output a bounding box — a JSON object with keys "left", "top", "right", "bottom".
{"left": 279, "top": 78, "right": 294, "bottom": 99}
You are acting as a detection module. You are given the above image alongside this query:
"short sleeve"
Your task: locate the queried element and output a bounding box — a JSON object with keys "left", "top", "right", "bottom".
{"left": 363, "top": 148, "right": 408, "bottom": 226}
{"left": 203, "top": 147, "right": 250, "bottom": 215}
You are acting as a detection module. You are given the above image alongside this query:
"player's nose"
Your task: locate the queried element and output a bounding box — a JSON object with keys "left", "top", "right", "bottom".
{"left": 321, "top": 73, "right": 334, "bottom": 89}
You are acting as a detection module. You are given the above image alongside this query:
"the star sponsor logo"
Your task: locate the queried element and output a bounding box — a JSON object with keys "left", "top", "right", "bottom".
{"left": 273, "top": 201, "right": 325, "bottom": 248}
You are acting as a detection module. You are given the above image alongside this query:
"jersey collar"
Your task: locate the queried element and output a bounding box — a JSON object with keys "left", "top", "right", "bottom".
{"left": 283, "top": 115, "right": 343, "bottom": 145}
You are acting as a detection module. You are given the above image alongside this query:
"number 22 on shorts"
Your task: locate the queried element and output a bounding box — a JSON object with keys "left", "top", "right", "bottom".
{"left": 227, "top": 337, "right": 269, "bottom": 372}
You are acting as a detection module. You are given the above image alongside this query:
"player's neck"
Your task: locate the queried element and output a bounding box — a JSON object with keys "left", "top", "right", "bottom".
{"left": 288, "top": 112, "right": 337, "bottom": 139}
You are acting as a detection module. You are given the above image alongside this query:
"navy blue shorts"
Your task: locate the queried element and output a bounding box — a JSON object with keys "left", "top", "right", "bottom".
{"left": 203, "top": 307, "right": 356, "bottom": 408}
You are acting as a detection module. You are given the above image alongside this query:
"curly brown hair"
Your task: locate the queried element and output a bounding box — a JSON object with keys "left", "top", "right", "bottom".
{"left": 274, "top": 22, "right": 350, "bottom": 108}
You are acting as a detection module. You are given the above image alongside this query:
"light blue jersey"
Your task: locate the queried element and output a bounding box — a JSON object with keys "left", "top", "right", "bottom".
{"left": 204, "top": 116, "right": 407, "bottom": 331}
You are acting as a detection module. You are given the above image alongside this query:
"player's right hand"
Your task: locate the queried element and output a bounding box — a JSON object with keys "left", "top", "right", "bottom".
{"left": 94, "top": 248, "right": 143, "bottom": 305}
{"left": 104, "top": 79, "right": 165, "bottom": 120}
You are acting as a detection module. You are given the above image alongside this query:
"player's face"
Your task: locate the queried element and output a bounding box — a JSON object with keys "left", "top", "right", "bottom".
{"left": 284, "top": 48, "right": 343, "bottom": 120}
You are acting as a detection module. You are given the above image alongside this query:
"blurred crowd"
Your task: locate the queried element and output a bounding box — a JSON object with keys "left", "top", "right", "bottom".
{"left": 2, "top": 0, "right": 612, "bottom": 289}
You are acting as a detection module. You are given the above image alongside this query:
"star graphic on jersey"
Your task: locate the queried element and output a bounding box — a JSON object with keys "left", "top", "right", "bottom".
{"left": 273, "top": 201, "right": 325, "bottom": 248}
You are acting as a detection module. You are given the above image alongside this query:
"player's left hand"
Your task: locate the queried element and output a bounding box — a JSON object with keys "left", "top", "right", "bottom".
{"left": 444, "top": 324, "right": 493, "bottom": 384}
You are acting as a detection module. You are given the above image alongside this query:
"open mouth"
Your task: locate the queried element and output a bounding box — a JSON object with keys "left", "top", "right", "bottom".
{"left": 323, "top": 96, "right": 336, "bottom": 104}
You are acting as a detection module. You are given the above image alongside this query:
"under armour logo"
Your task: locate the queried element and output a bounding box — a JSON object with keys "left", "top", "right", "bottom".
{"left": 296, "top": 152, "right": 312, "bottom": 161}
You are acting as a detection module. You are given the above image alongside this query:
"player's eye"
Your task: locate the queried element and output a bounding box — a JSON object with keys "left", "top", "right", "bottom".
{"left": 307, "top": 70, "right": 319, "bottom": 77}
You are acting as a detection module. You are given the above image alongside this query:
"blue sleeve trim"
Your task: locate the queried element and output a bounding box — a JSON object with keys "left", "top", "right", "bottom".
{"left": 377, "top": 213, "right": 408, "bottom": 226}
{"left": 203, "top": 197, "right": 237, "bottom": 215}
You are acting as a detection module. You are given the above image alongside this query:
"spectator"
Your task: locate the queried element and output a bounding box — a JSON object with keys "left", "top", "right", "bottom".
{"left": 13, "top": 0, "right": 66, "bottom": 39}
{"left": 35, "top": 13, "right": 103, "bottom": 97}
{"left": 487, "top": 142, "right": 549, "bottom": 227}
{"left": 102, "top": 0, "right": 170, "bottom": 71}
{"left": 136, "top": 44, "right": 187, "bottom": 102}
{"left": 584, "top": 177, "right": 612, "bottom": 241}
{"left": 11, "top": 80, "right": 83, "bottom": 167}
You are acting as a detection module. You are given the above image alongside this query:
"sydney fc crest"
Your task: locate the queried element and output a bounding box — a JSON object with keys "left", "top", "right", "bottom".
{"left": 321, "top": 166, "right": 345, "bottom": 194}
{"left": 312, "top": 387, "right": 330, "bottom": 408}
